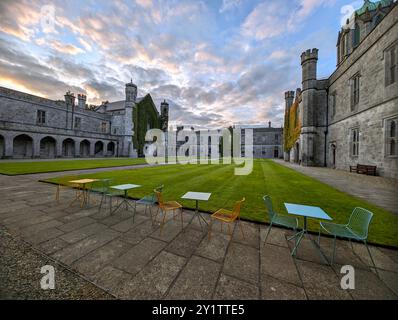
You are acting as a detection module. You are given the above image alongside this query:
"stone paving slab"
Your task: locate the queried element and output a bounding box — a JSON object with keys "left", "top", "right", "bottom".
{"left": 261, "top": 275, "right": 307, "bottom": 300}
{"left": 261, "top": 244, "right": 302, "bottom": 286}
{"left": 112, "top": 237, "right": 167, "bottom": 275}
{"left": 0, "top": 172, "right": 397, "bottom": 300}
{"left": 118, "top": 251, "right": 186, "bottom": 299}
{"left": 214, "top": 274, "right": 260, "bottom": 300}
{"left": 166, "top": 255, "right": 221, "bottom": 300}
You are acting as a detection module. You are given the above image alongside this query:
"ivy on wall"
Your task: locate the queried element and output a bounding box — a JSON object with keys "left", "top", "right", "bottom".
{"left": 283, "top": 100, "right": 301, "bottom": 151}
{"left": 133, "top": 94, "right": 161, "bottom": 157}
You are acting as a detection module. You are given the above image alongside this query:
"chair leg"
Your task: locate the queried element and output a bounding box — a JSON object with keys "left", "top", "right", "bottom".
{"left": 364, "top": 240, "right": 379, "bottom": 277}
{"left": 55, "top": 185, "right": 60, "bottom": 203}
{"left": 263, "top": 222, "right": 272, "bottom": 246}
{"left": 331, "top": 236, "right": 337, "bottom": 265}
{"left": 99, "top": 193, "right": 104, "bottom": 212}
{"left": 317, "top": 227, "right": 321, "bottom": 246}
{"left": 159, "top": 210, "right": 167, "bottom": 236}
{"left": 208, "top": 218, "right": 214, "bottom": 240}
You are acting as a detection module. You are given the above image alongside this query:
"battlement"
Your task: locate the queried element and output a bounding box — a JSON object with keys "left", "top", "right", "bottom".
{"left": 78, "top": 93, "right": 87, "bottom": 100}
{"left": 284, "top": 91, "right": 295, "bottom": 99}
{"left": 301, "top": 48, "right": 318, "bottom": 64}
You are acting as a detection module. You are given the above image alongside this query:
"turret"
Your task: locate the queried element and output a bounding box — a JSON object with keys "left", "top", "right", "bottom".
{"left": 284, "top": 91, "right": 295, "bottom": 111}
{"left": 125, "top": 79, "right": 137, "bottom": 104}
{"left": 160, "top": 100, "right": 169, "bottom": 131}
{"left": 64, "top": 91, "right": 75, "bottom": 107}
{"left": 301, "top": 48, "right": 318, "bottom": 90}
{"left": 77, "top": 94, "right": 86, "bottom": 109}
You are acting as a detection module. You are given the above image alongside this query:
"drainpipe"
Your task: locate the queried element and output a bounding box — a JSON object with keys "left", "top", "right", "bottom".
{"left": 324, "top": 88, "right": 329, "bottom": 167}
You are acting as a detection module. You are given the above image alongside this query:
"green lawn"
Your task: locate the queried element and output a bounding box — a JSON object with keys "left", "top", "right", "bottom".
{"left": 0, "top": 158, "right": 147, "bottom": 175}
{"left": 45, "top": 159, "right": 398, "bottom": 247}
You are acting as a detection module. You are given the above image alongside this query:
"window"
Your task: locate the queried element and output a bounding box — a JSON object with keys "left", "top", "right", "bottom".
{"left": 353, "top": 24, "right": 360, "bottom": 47}
{"left": 350, "top": 74, "right": 360, "bottom": 111}
{"left": 386, "top": 118, "right": 398, "bottom": 156}
{"left": 386, "top": 44, "right": 397, "bottom": 86}
{"left": 74, "top": 117, "right": 81, "bottom": 129}
{"left": 37, "top": 110, "right": 46, "bottom": 125}
{"left": 275, "top": 134, "right": 278, "bottom": 143}
{"left": 101, "top": 122, "right": 107, "bottom": 133}
{"left": 351, "top": 128, "right": 359, "bottom": 157}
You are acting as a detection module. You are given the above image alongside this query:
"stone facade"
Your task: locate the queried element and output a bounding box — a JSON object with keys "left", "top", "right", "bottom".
{"left": 283, "top": 1, "right": 398, "bottom": 179}
{"left": 235, "top": 123, "right": 283, "bottom": 159}
{"left": 0, "top": 80, "right": 168, "bottom": 159}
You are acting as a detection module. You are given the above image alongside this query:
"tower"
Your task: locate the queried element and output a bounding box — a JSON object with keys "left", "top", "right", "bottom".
{"left": 300, "top": 48, "right": 318, "bottom": 166}
{"left": 64, "top": 91, "right": 75, "bottom": 129}
{"left": 160, "top": 100, "right": 169, "bottom": 131}
{"left": 123, "top": 79, "right": 138, "bottom": 157}
{"left": 284, "top": 91, "right": 295, "bottom": 112}
{"left": 77, "top": 94, "right": 86, "bottom": 109}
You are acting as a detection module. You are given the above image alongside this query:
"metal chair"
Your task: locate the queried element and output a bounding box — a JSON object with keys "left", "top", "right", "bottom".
{"left": 208, "top": 198, "right": 245, "bottom": 241}
{"left": 263, "top": 195, "right": 298, "bottom": 245}
{"left": 318, "top": 207, "right": 378, "bottom": 274}
{"left": 135, "top": 185, "right": 163, "bottom": 224}
{"left": 154, "top": 189, "right": 183, "bottom": 235}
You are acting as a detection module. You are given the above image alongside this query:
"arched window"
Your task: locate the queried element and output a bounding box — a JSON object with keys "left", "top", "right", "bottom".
{"left": 387, "top": 119, "right": 397, "bottom": 156}
{"left": 353, "top": 24, "right": 360, "bottom": 47}
{"left": 390, "top": 120, "right": 396, "bottom": 138}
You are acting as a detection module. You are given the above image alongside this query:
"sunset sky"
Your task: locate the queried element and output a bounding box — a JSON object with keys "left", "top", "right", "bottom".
{"left": 0, "top": 0, "right": 365, "bottom": 128}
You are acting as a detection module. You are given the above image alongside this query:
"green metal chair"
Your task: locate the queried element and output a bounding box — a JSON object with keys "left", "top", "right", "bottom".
{"left": 318, "top": 207, "right": 377, "bottom": 273}
{"left": 91, "top": 179, "right": 123, "bottom": 214}
{"left": 135, "top": 185, "right": 163, "bottom": 224}
{"left": 263, "top": 195, "right": 298, "bottom": 245}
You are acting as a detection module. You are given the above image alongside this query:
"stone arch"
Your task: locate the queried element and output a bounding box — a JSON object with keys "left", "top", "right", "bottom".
{"left": 13, "top": 134, "right": 33, "bottom": 158}
{"left": 80, "top": 139, "right": 90, "bottom": 157}
{"left": 107, "top": 141, "right": 115, "bottom": 156}
{"left": 0, "top": 134, "right": 4, "bottom": 158}
{"left": 62, "top": 138, "right": 75, "bottom": 157}
{"left": 94, "top": 141, "right": 104, "bottom": 157}
{"left": 40, "top": 136, "right": 57, "bottom": 158}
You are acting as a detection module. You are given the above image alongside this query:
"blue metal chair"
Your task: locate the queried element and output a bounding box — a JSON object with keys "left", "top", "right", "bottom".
{"left": 91, "top": 179, "right": 123, "bottom": 214}
{"left": 318, "top": 207, "right": 377, "bottom": 271}
{"left": 263, "top": 195, "right": 298, "bottom": 245}
{"left": 136, "top": 185, "right": 163, "bottom": 224}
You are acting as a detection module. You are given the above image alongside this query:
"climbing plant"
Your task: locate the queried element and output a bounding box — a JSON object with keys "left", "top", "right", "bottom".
{"left": 283, "top": 100, "right": 301, "bottom": 151}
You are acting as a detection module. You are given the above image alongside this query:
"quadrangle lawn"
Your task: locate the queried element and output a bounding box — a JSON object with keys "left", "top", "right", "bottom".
{"left": 0, "top": 158, "right": 147, "bottom": 175}
{"left": 45, "top": 159, "right": 398, "bottom": 247}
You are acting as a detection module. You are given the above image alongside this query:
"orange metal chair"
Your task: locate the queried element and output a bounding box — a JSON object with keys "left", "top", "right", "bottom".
{"left": 154, "top": 190, "right": 184, "bottom": 235}
{"left": 208, "top": 198, "right": 245, "bottom": 241}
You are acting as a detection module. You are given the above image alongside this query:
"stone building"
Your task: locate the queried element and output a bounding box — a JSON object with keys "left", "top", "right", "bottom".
{"left": 283, "top": 0, "right": 398, "bottom": 179}
{"left": 235, "top": 122, "right": 283, "bottom": 159}
{"left": 0, "top": 80, "right": 168, "bottom": 159}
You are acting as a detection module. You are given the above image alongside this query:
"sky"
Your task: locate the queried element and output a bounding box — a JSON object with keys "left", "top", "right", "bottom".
{"left": 0, "top": 0, "right": 366, "bottom": 128}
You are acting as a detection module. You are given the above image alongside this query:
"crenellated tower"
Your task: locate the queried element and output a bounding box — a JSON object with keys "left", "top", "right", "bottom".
{"left": 300, "top": 48, "right": 318, "bottom": 166}
{"left": 123, "top": 79, "right": 138, "bottom": 157}
{"left": 160, "top": 100, "right": 169, "bottom": 131}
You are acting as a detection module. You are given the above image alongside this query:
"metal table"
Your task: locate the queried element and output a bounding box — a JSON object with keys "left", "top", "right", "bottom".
{"left": 68, "top": 179, "right": 99, "bottom": 208}
{"left": 284, "top": 203, "right": 332, "bottom": 257}
{"left": 181, "top": 191, "right": 211, "bottom": 229}
{"left": 110, "top": 184, "right": 141, "bottom": 218}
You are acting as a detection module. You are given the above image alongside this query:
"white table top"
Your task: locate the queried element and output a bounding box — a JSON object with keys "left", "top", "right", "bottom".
{"left": 110, "top": 184, "right": 141, "bottom": 191}
{"left": 284, "top": 203, "right": 332, "bottom": 220}
{"left": 181, "top": 191, "right": 211, "bottom": 201}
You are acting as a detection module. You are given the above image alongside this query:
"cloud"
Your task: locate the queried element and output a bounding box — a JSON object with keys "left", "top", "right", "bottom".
{"left": 36, "top": 38, "right": 85, "bottom": 55}
{"left": 220, "top": 0, "right": 242, "bottom": 13}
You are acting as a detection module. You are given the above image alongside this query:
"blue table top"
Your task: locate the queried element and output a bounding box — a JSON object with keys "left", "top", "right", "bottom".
{"left": 110, "top": 184, "right": 141, "bottom": 190}
{"left": 284, "top": 203, "right": 332, "bottom": 220}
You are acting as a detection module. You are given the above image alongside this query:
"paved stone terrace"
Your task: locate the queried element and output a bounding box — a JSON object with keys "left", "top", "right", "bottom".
{"left": 0, "top": 172, "right": 397, "bottom": 300}
{"left": 275, "top": 160, "right": 398, "bottom": 215}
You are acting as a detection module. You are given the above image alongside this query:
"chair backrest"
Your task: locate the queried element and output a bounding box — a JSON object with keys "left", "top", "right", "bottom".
{"left": 263, "top": 195, "right": 276, "bottom": 221}
{"left": 232, "top": 198, "right": 245, "bottom": 219}
{"left": 150, "top": 185, "right": 164, "bottom": 203}
{"left": 347, "top": 207, "right": 374, "bottom": 240}
{"left": 155, "top": 190, "right": 164, "bottom": 208}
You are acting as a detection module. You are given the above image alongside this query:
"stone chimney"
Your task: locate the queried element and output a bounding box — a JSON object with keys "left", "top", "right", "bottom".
{"left": 77, "top": 94, "right": 86, "bottom": 109}
{"left": 269, "top": 121, "right": 272, "bottom": 128}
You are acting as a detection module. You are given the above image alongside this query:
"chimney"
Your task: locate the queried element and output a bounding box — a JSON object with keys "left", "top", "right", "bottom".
{"left": 77, "top": 94, "right": 86, "bottom": 109}
{"left": 269, "top": 121, "right": 271, "bottom": 128}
